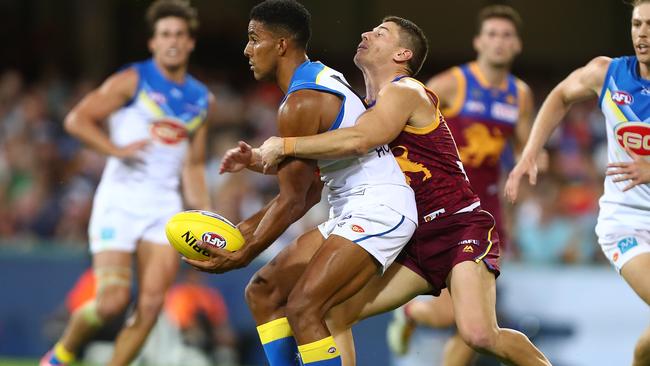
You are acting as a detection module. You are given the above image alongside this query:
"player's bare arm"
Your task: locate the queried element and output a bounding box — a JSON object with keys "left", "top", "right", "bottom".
{"left": 258, "top": 80, "right": 428, "bottom": 168}
{"left": 425, "top": 67, "right": 461, "bottom": 112}
{"left": 181, "top": 94, "right": 215, "bottom": 210}
{"left": 505, "top": 56, "right": 610, "bottom": 202}
{"left": 184, "top": 90, "right": 332, "bottom": 273}
{"left": 64, "top": 68, "right": 148, "bottom": 160}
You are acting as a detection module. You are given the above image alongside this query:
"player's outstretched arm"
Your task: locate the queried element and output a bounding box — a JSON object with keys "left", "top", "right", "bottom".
{"left": 257, "top": 82, "right": 417, "bottom": 168}
{"left": 505, "top": 56, "right": 610, "bottom": 202}
{"left": 184, "top": 91, "right": 326, "bottom": 273}
{"left": 64, "top": 68, "right": 148, "bottom": 161}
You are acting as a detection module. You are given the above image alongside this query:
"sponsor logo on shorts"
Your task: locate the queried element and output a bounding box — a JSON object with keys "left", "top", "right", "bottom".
{"left": 458, "top": 239, "right": 480, "bottom": 246}
{"left": 617, "top": 236, "right": 638, "bottom": 254}
{"left": 462, "top": 245, "right": 474, "bottom": 253}
{"left": 342, "top": 214, "right": 352, "bottom": 220}
{"left": 612, "top": 90, "right": 634, "bottom": 105}
{"left": 202, "top": 232, "right": 227, "bottom": 249}
{"left": 351, "top": 224, "right": 365, "bottom": 233}
{"left": 613, "top": 252, "right": 620, "bottom": 262}
{"left": 327, "top": 347, "right": 337, "bottom": 354}
{"left": 100, "top": 227, "right": 115, "bottom": 240}
{"left": 337, "top": 221, "right": 347, "bottom": 228}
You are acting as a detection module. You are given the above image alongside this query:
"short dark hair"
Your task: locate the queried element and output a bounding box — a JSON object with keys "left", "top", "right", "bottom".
{"left": 476, "top": 5, "right": 523, "bottom": 36}
{"left": 250, "top": 0, "right": 312, "bottom": 50}
{"left": 628, "top": 0, "right": 650, "bottom": 7}
{"left": 382, "top": 16, "right": 429, "bottom": 76}
{"left": 146, "top": 0, "right": 199, "bottom": 37}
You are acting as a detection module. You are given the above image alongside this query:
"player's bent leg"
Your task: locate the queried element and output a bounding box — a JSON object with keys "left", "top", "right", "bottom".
{"left": 409, "top": 290, "right": 455, "bottom": 327}
{"left": 42, "top": 251, "right": 133, "bottom": 366}
{"left": 246, "top": 229, "right": 325, "bottom": 366}
{"left": 450, "top": 261, "right": 550, "bottom": 366}
{"left": 619, "top": 253, "right": 650, "bottom": 366}
{"left": 246, "top": 229, "right": 325, "bottom": 324}
{"left": 387, "top": 290, "right": 456, "bottom": 356}
{"left": 108, "top": 241, "right": 179, "bottom": 366}
{"left": 326, "top": 263, "right": 432, "bottom": 366}
{"left": 442, "top": 333, "right": 476, "bottom": 366}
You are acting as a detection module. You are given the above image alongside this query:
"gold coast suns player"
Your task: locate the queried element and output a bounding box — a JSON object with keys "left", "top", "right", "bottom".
{"left": 253, "top": 15, "right": 550, "bottom": 366}
{"left": 384, "top": 5, "right": 537, "bottom": 364}
{"left": 41, "top": 1, "right": 214, "bottom": 366}
{"left": 185, "top": 2, "right": 417, "bottom": 366}
{"left": 507, "top": 1, "right": 650, "bottom": 364}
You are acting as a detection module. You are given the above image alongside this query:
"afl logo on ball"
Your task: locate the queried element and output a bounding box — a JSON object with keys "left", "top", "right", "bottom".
{"left": 612, "top": 91, "right": 633, "bottom": 105}
{"left": 150, "top": 120, "right": 188, "bottom": 145}
{"left": 202, "top": 232, "right": 227, "bottom": 248}
{"left": 615, "top": 122, "right": 650, "bottom": 155}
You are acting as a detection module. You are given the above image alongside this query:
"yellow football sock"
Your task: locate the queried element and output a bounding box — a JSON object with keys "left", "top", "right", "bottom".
{"left": 298, "top": 336, "right": 341, "bottom": 365}
{"left": 53, "top": 342, "right": 75, "bottom": 363}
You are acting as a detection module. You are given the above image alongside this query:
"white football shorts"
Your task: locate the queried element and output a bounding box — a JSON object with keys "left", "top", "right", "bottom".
{"left": 598, "top": 228, "right": 650, "bottom": 272}
{"left": 318, "top": 203, "right": 416, "bottom": 273}
{"left": 88, "top": 197, "right": 181, "bottom": 254}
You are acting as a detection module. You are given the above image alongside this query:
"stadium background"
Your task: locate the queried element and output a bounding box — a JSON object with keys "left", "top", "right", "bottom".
{"left": 0, "top": 0, "right": 648, "bottom": 365}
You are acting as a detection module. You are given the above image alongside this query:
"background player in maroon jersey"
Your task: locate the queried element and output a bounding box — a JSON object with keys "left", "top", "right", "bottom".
{"left": 254, "top": 16, "right": 550, "bottom": 366}
{"left": 384, "top": 6, "right": 539, "bottom": 364}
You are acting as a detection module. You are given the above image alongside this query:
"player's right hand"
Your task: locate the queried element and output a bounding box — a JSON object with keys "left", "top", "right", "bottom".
{"left": 219, "top": 141, "right": 254, "bottom": 174}
{"left": 505, "top": 154, "right": 538, "bottom": 203}
{"left": 113, "top": 139, "right": 149, "bottom": 165}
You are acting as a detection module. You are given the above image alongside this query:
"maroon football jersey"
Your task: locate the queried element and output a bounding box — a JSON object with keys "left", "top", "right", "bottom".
{"left": 387, "top": 77, "right": 480, "bottom": 226}
{"left": 443, "top": 63, "right": 520, "bottom": 211}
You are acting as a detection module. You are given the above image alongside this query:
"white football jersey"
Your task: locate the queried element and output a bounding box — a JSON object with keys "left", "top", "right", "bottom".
{"left": 596, "top": 56, "right": 650, "bottom": 236}
{"left": 284, "top": 61, "right": 417, "bottom": 223}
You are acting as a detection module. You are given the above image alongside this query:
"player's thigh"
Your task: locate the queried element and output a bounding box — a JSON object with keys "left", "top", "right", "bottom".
{"left": 621, "top": 252, "right": 650, "bottom": 305}
{"left": 329, "top": 262, "right": 432, "bottom": 329}
{"left": 251, "top": 228, "right": 325, "bottom": 297}
{"left": 448, "top": 261, "right": 498, "bottom": 333}
{"left": 136, "top": 240, "right": 180, "bottom": 295}
{"left": 290, "top": 233, "right": 380, "bottom": 315}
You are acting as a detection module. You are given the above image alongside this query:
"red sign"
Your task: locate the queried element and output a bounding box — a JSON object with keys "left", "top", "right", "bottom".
{"left": 615, "top": 122, "right": 650, "bottom": 155}
{"left": 150, "top": 120, "right": 188, "bottom": 145}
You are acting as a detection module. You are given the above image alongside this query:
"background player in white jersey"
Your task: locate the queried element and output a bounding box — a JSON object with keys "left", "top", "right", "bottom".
{"left": 40, "top": 1, "right": 215, "bottom": 365}
{"left": 506, "top": 1, "right": 650, "bottom": 364}
{"left": 184, "top": 1, "right": 416, "bottom": 365}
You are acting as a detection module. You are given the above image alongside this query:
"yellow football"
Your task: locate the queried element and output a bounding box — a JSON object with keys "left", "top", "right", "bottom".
{"left": 165, "top": 210, "right": 245, "bottom": 260}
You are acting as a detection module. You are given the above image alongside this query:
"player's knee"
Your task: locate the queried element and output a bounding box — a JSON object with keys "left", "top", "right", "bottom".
{"left": 96, "top": 286, "right": 131, "bottom": 320}
{"left": 136, "top": 290, "right": 165, "bottom": 321}
{"left": 245, "top": 272, "right": 284, "bottom": 316}
{"left": 286, "top": 289, "right": 322, "bottom": 327}
{"left": 325, "top": 306, "right": 354, "bottom": 333}
{"left": 458, "top": 324, "right": 498, "bottom": 353}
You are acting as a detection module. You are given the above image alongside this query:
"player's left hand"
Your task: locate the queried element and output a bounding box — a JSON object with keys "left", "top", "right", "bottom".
{"left": 182, "top": 241, "right": 248, "bottom": 274}
{"left": 606, "top": 147, "right": 650, "bottom": 191}
{"left": 259, "top": 136, "right": 286, "bottom": 173}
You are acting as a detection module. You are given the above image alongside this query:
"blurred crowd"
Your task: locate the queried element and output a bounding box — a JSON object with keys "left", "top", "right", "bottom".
{"left": 0, "top": 67, "right": 609, "bottom": 265}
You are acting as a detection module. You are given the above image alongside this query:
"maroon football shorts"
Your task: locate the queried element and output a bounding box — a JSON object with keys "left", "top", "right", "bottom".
{"left": 394, "top": 208, "right": 500, "bottom": 296}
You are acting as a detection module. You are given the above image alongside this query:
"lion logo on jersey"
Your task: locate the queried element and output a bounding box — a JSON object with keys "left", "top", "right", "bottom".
{"left": 391, "top": 145, "right": 432, "bottom": 185}
{"left": 459, "top": 123, "right": 506, "bottom": 167}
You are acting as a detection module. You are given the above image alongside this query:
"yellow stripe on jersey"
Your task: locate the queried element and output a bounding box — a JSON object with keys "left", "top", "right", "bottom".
{"left": 315, "top": 66, "right": 329, "bottom": 85}
{"left": 403, "top": 108, "right": 441, "bottom": 135}
{"left": 399, "top": 77, "right": 442, "bottom": 135}
{"left": 186, "top": 114, "right": 204, "bottom": 133}
{"left": 603, "top": 89, "right": 629, "bottom": 122}
{"left": 138, "top": 90, "right": 166, "bottom": 118}
{"left": 441, "top": 67, "right": 466, "bottom": 118}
